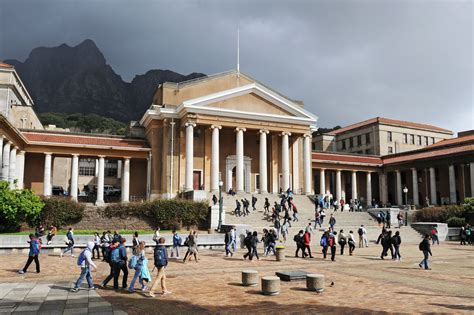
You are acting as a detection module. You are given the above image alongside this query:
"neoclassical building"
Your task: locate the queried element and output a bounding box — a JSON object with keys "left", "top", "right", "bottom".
{"left": 0, "top": 61, "right": 473, "bottom": 207}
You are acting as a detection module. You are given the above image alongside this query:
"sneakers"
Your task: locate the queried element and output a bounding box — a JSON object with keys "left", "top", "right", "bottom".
{"left": 162, "top": 290, "right": 172, "bottom": 295}
{"left": 71, "top": 255, "right": 76, "bottom": 258}
{"left": 141, "top": 286, "right": 148, "bottom": 293}
{"left": 418, "top": 263, "right": 423, "bottom": 268}
{"left": 18, "top": 270, "right": 25, "bottom": 274}
{"left": 71, "top": 288, "right": 79, "bottom": 293}
{"left": 89, "top": 286, "right": 97, "bottom": 291}
{"left": 60, "top": 252, "right": 63, "bottom": 258}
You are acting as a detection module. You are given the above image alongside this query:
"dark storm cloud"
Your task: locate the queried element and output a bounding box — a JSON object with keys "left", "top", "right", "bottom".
{"left": 0, "top": 0, "right": 472, "bottom": 132}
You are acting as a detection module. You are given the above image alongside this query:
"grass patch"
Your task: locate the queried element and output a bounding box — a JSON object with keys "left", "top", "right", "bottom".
{"left": 0, "top": 229, "right": 181, "bottom": 236}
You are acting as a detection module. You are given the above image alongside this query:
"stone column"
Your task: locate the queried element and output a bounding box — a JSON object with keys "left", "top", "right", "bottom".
{"left": 379, "top": 172, "right": 388, "bottom": 205}
{"left": 412, "top": 168, "right": 419, "bottom": 205}
{"left": 43, "top": 153, "right": 52, "bottom": 196}
{"left": 235, "top": 127, "right": 246, "bottom": 193}
{"left": 184, "top": 122, "right": 196, "bottom": 191}
{"left": 396, "top": 170, "right": 403, "bottom": 205}
{"left": 448, "top": 164, "right": 457, "bottom": 204}
{"left": 121, "top": 158, "right": 130, "bottom": 203}
{"left": 429, "top": 167, "right": 437, "bottom": 205}
{"left": 210, "top": 125, "right": 221, "bottom": 192}
{"left": 291, "top": 137, "right": 299, "bottom": 193}
{"left": 146, "top": 152, "right": 152, "bottom": 200}
{"left": 303, "top": 134, "right": 312, "bottom": 195}
{"left": 16, "top": 151, "right": 25, "bottom": 189}
{"left": 8, "top": 146, "right": 16, "bottom": 188}
{"left": 259, "top": 130, "right": 269, "bottom": 193}
{"left": 319, "top": 169, "right": 326, "bottom": 195}
{"left": 70, "top": 154, "right": 79, "bottom": 201}
{"left": 336, "top": 170, "right": 342, "bottom": 201}
{"left": 1, "top": 141, "right": 11, "bottom": 181}
{"left": 117, "top": 160, "right": 122, "bottom": 179}
{"left": 471, "top": 162, "right": 474, "bottom": 197}
{"left": 96, "top": 156, "right": 105, "bottom": 206}
{"left": 366, "top": 172, "right": 372, "bottom": 205}
{"left": 281, "top": 132, "right": 291, "bottom": 192}
{"left": 0, "top": 136, "right": 3, "bottom": 179}
{"left": 351, "top": 171, "right": 358, "bottom": 200}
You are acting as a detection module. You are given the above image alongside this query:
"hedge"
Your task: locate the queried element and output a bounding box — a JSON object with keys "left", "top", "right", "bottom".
{"left": 39, "top": 196, "right": 85, "bottom": 228}
{"left": 104, "top": 199, "right": 209, "bottom": 230}
{"left": 415, "top": 205, "right": 464, "bottom": 223}
{"left": 446, "top": 217, "right": 466, "bottom": 227}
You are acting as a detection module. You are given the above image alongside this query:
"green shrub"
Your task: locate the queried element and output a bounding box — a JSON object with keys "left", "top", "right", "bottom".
{"left": 446, "top": 217, "right": 466, "bottom": 227}
{"left": 416, "top": 205, "right": 465, "bottom": 223}
{"left": 0, "top": 181, "right": 44, "bottom": 232}
{"left": 104, "top": 199, "right": 209, "bottom": 230}
{"left": 463, "top": 197, "right": 474, "bottom": 213}
{"left": 40, "top": 196, "right": 85, "bottom": 228}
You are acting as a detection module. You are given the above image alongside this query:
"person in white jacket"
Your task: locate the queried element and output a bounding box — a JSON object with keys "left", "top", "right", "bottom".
{"left": 71, "top": 241, "right": 97, "bottom": 292}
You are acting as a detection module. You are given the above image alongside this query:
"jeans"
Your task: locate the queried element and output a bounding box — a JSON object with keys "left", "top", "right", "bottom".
{"left": 295, "top": 245, "right": 305, "bottom": 257}
{"left": 113, "top": 262, "right": 128, "bottom": 289}
{"left": 250, "top": 246, "right": 259, "bottom": 260}
{"left": 225, "top": 242, "right": 233, "bottom": 256}
{"left": 63, "top": 244, "right": 74, "bottom": 255}
{"left": 330, "top": 245, "right": 336, "bottom": 261}
{"left": 102, "top": 263, "right": 114, "bottom": 287}
{"left": 432, "top": 235, "right": 439, "bottom": 245}
{"left": 393, "top": 245, "right": 401, "bottom": 260}
{"left": 74, "top": 267, "right": 93, "bottom": 289}
{"left": 348, "top": 242, "right": 355, "bottom": 255}
{"left": 170, "top": 246, "right": 180, "bottom": 258}
{"left": 129, "top": 265, "right": 145, "bottom": 291}
{"left": 420, "top": 250, "right": 430, "bottom": 269}
{"left": 93, "top": 245, "right": 100, "bottom": 259}
{"left": 304, "top": 245, "right": 312, "bottom": 257}
{"left": 23, "top": 255, "right": 40, "bottom": 273}
{"left": 322, "top": 246, "right": 328, "bottom": 259}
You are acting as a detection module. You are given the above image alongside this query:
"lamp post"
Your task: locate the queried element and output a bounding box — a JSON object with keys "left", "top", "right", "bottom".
{"left": 403, "top": 186, "right": 408, "bottom": 209}
{"left": 218, "top": 180, "right": 224, "bottom": 231}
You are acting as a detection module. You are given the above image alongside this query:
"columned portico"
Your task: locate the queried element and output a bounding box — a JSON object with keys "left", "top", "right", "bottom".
{"left": 210, "top": 125, "right": 221, "bottom": 192}
{"left": 319, "top": 169, "right": 326, "bottom": 195}
{"left": 2, "top": 141, "right": 11, "bottom": 181}
{"left": 303, "top": 134, "right": 312, "bottom": 195}
{"left": 351, "top": 171, "right": 357, "bottom": 200}
{"left": 366, "top": 172, "right": 372, "bottom": 204}
{"left": 448, "top": 164, "right": 456, "bottom": 204}
{"left": 335, "top": 170, "right": 342, "bottom": 201}
{"left": 70, "top": 154, "right": 79, "bottom": 201}
{"left": 429, "top": 167, "right": 437, "bottom": 205}
{"left": 411, "top": 168, "right": 419, "bottom": 205}
{"left": 121, "top": 157, "right": 130, "bottom": 203}
{"left": 43, "top": 153, "right": 52, "bottom": 196}
{"left": 281, "top": 132, "right": 291, "bottom": 192}
{"left": 235, "top": 127, "right": 246, "bottom": 193}
{"left": 184, "top": 122, "right": 196, "bottom": 191}
{"left": 259, "top": 130, "right": 269, "bottom": 193}
{"left": 395, "top": 170, "right": 402, "bottom": 205}
{"left": 96, "top": 156, "right": 105, "bottom": 206}
{"left": 16, "top": 151, "right": 25, "bottom": 189}
{"left": 8, "top": 146, "right": 17, "bottom": 188}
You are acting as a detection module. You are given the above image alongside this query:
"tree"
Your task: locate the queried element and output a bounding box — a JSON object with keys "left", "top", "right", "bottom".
{"left": 0, "top": 181, "right": 44, "bottom": 232}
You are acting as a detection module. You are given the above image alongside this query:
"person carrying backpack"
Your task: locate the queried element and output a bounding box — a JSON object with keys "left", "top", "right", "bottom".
{"left": 112, "top": 238, "right": 128, "bottom": 290}
{"left": 128, "top": 241, "right": 147, "bottom": 293}
{"left": 329, "top": 231, "right": 337, "bottom": 261}
{"left": 171, "top": 230, "right": 182, "bottom": 258}
{"left": 320, "top": 231, "right": 329, "bottom": 259}
{"left": 148, "top": 237, "right": 171, "bottom": 297}
{"left": 303, "top": 230, "right": 313, "bottom": 258}
{"left": 294, "top": 230, "right": 306, "bottom": 258}
{"left": 419, "top": 234, "right": 433, "bottom": 270}
{"left": 71, "top": 241, "right": 97, "bottom": 292}
{"left": 18, "top": 234, "right": 41, "bottom": 274}
{"left": 242, "top": 232, "right": 253, "bottom": 260}
{"left": 100, "top": 240, "right": 120, "bottom": 288}
{"left": 60, "top": 227, "right": 75, "bottom": 258}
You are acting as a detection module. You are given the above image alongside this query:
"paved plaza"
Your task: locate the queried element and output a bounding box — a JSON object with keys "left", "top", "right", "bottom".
{"left": 1, "top": 242, "right": 473, "bottom": 314}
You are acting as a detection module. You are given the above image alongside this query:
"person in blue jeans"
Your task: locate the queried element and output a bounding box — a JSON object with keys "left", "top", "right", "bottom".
{"left": 419, "top": 234, "right": 433, "bottom": 270}
{"left": 71, "top": 241, "right": 97, "bottom": 292}
{"left": 18, "top": 234, "right": 41, "bottom": 274}
{"left": 61, "top": 227, "right": 75, "bottom": 258}
{"left": 128, "top": 241, "right": 147, "bottom": 293}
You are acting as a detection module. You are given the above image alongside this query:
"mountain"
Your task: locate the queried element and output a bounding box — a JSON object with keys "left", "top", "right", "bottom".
{"left": 4, "top": 39, "right": 206, "bottom": 122}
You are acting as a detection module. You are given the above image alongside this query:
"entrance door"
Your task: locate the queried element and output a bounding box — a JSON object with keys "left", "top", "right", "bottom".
{"left": 193, "top": 171, "right": 201, "bottom": 190}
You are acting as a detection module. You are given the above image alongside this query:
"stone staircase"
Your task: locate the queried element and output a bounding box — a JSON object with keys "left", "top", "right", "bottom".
{"left": 217, "top": 192, "right": 422, "bottom": 244}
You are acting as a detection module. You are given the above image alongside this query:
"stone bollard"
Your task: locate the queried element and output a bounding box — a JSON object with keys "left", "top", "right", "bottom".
{"left": 261, "top": 276, "right": 280, "bottom": 295}
{"left": 242, "top": 270, "right": 258, "bottom": 286}
{"left": 306, "top": 274, "right": 325, "bottom": 293}
{"left": 275, "top": 246, "right": 285, "bottom": 261}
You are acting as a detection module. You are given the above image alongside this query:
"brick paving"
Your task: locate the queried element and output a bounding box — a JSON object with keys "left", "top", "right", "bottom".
{"left": 1, "top": 242, "right": 473, "bottom": 314}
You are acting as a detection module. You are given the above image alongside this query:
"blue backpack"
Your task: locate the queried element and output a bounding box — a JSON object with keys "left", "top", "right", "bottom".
{"left": 77, "top": 249, "right": 89, "bottom": 266}
{"left": 154, "top": 246, "right": 167, "bottom": 268}
{"left": 110, "top": 247, "right": 121, "bottom": 263}
{"left": 128, "top": 255, "right": 138, "bottom": 269}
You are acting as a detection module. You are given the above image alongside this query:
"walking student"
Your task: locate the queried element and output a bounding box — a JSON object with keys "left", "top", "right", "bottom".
{"left": 61, "top": 227, "right": 75, "bottom": 258}
{"left": 419, "top": 234, "right": 433, "bottom": 270}
{"left": 303, "top": 230, "right": 313, "bottom": 258}
{"left": 338, "top": 229, "right": 347, "bottom": 255}
{"left": 294, "top": 230, "right": 306, "bottom": 258}
{"left": 100, "top": 239, "right": 119, "bottom": 288}
{"left": 93, "top": 232, "right": 101, "bottom": 259}
{"left": 46, "top": 226, "right": 57, "bottom": 245}
{"left": 128, "top": 241, "right": 147, "bottom": 293}
{"left": 18, "top": 234, "right": 41, "bottom": 274}
{"left": 320, "top": 231, "right": 329, "bottom": 259}
{"left": 183, "top": 231, "right": 199, "bottom": 263}
{"left": 112, "top": 238, "right": 128, "bottom": 290}
{"left": 171, "top": 230, "right": 182, "bottom": 258}
{"left": 71, "top": 241, "right": 97, "bottom": 292}
{"left": 392, "top": 231, "right": 402, "bottom": 261}
{"left": 149, "top": 237, "right": 171, "bottom": 297}
{"left": 348, "top": 230, "right": 356, "bottom": 256}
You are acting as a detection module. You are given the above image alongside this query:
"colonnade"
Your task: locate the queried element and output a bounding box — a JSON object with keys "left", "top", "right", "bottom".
{"left": 183, "top": 123, "right": 313, "bottom": 194}
{"left": 0, "top": 136, "right": 25, "bottom": 189}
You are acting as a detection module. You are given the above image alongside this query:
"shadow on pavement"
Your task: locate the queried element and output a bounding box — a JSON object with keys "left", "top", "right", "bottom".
{"left": 429, "top": 303, "right": 474, "bottom": 311}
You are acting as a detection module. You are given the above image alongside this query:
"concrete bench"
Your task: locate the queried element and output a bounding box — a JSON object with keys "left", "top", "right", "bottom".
{"left": 306, "top": 274, "right": 324, "bottom": 293}
{"left": 242, "top": 270, "right": 258, "bottom": 286}
{"left": 261, "top": 276, "right": 280, "bottom": 295}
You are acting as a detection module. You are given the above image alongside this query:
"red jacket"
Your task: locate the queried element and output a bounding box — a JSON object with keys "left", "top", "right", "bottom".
{"left": 303, "top": 232, "right": 311, "bottom": 245}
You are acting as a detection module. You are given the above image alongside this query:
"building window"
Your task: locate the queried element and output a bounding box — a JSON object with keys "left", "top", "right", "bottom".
{"left": 357, "top": 135, "right": 362, "bottom": 147}
{"left": 417, "top": 135, "right": 422, "bottom": 145}
{"left": 341, "top": 140, "right": 346, "bottom": 150}
{"left": 403, "top": 133, "right": 408, "bottom": 144}
{"left": 410, "top": 134, "right": 415, "bottom": 145}
{"left": 79, "top": 158, "right": 95, "bottom": 176}
{"left": 312, "top": 143, "right": 316, "bottom": 151}
{"left": 366, "top": 133, "right": 371, "bottom": 144}
{"left": 425, "top": 136, "right": 429, "bottom": 145}
{"left": 365, "top": 149, "right": 372, "bottom": 154}
{"left": 387, "top": 131, "right": 392, "bottom": 142}
{"left": 431, "top": 137, "right": 435, "bottom": 144}
{"left": 105, "top": 160, "right": 118, "bottom": 177}
{"left": 349, "top": 137, "right": 354, "bottom": 148}
{"left": 388, "top": 147, "right": 393, "bottom": 154}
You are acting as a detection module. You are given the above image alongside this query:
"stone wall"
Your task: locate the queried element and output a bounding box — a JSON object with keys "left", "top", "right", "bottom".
{"left": 72, "top": 206, "right": 154, "bottom": 230}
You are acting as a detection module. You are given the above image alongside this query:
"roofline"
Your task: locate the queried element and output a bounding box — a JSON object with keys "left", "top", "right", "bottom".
{"left": 20, "top": 128, "right": 146, "bottom": 141}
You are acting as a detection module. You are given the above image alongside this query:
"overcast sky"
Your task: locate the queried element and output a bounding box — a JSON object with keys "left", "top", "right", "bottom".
{"left": 0, "top": 0, "right": 472, "bottom": 132}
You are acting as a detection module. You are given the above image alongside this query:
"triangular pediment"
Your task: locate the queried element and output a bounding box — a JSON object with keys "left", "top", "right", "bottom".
{"left": 179, "top": 83, "right": 318, "bottom": 123}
